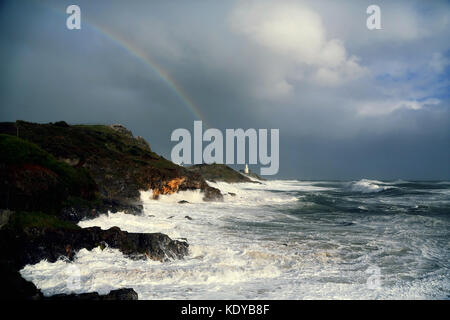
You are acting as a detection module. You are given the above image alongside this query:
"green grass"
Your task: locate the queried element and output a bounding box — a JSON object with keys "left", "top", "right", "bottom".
{"left": 8, "top": 211, "right": 80, "bottom": 231}
{"left": 1, "top": 133, "right": 60, "bottom": 165}
{"left": 0, "top": 134, "right": 97, "bottom": 200}
{"left": 74, "top": 124, "right": 153, "bottom": 155}
{"left": 151, "top": 157, "right": 179, "bottom": 170}
{"left": 62, "top": 195, "right": 101, "bottom": 208}
{"left": 72, "top": 124, "right": 117, "bottom": 135}
{"left": 187, "top": 163, "right": 251, "bottom": 182}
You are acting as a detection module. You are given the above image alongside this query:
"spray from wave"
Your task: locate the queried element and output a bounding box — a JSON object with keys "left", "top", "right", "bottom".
{"left": 349, "top": 179, "right": 394, "bottom": 193}
{"left": 20, "top": 179, "right": 450, "bottom": 299}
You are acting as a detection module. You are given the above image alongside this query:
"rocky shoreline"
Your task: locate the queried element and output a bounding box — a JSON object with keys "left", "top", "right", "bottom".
{"left": 0, "top": 210, "right": 189, "bottom": 300}
{"left": 0, "top": 121, "right": 220, "bottom": 300}
{"left": 187, "top": 163, "right": 259, "bottom": 183}
{"left": 0, "top": 121, "right": 222, "bottom": 219}
{"left": 0, "top": 121, "right": 264, "bottom": 300}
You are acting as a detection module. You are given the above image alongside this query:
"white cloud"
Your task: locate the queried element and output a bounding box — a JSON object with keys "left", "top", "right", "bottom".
{"left": 358, "top": 98, "right": 441, "bottom": 116}
{"left": 230, "top": 0, "right": 367, "bottom": 92}
{"left": 429, "top": 52, "right": 450, "bottom": 74}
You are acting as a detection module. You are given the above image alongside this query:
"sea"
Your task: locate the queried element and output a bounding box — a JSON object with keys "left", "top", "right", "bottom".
{"left": 20, "top": 178, "right": 450, "bottom": 299}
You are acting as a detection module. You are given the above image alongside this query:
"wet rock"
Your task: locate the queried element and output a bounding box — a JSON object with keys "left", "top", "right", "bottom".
{"left": 0, "top": 260, "right": 138, "bottom": 300}
{"left": 0, "top": 221, "right": 189, "bottom": 269}
{"left": 178, "top": 200, "right": 189, "bottom": 204}
{"left": 203, "top": 185, "right": 223, "bottom": 201}
{"left": 187, "top": 163, "right": 255, "bottom": 183}
{"left": 0, "top": 121, "right": 223, "bottom": 221}
{"left": 0, "top": 262, "right": 138, "bottom": 300}
{"left": 0, "top": 211, "right": 187, "bottom": 300}
{"left": 53, "top": 121, "right": 70, "bottom": 128}
{"left": 47, "top": 288, "right": 138, "bottom": 300}
{"left": 110, "top": 124, "right": 133, "bottom": 138}
{"left": 0, "top": 262, "right": 43, "bottom": 300}
{"left": 0, "top": 209, "right": 13, "bottom": 229}
{"left": 184, "top": 216, "right": 193, "bottom": 220}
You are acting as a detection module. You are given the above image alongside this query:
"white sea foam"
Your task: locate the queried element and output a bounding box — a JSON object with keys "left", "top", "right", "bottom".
{"left": 20, "top": 179, "right": 449, "bottom": 299}
{"left": 350, "top": 179, "right": 393, "bottom": 193}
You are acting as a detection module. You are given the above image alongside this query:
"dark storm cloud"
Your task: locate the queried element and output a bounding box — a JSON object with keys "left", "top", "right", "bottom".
{"left": 0, "top": 0, "right": 449, "bottom": 179}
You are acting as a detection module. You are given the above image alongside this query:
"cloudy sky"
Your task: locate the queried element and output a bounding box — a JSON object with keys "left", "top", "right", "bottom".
{"left": 1, "top": 0, "right": 449, "bottom": 179}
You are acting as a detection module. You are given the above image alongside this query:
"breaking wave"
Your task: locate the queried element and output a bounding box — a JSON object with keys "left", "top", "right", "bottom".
{"left": 349, "top": 179, "right": 394, "bottom": 193}
{"left": 20, "top": 179, "right": 450, "bottom": 299}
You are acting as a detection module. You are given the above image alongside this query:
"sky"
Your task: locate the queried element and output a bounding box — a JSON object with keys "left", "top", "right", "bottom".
{"left": 0, "top": 0, "right": 449, "bottom": 180}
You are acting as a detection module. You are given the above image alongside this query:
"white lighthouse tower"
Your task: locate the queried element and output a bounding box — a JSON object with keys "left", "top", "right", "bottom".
{"left": 244, "top": 164, "right": 249, "bottom": 174}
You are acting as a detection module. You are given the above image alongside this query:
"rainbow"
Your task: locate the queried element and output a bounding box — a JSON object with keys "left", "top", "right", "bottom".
{"left": 38, "top": 0, "right": 209, "bottom": 127}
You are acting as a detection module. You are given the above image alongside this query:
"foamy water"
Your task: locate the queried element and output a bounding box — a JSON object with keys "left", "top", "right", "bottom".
{"left": 20, "top": 179, "right": 450, "bottom": 299}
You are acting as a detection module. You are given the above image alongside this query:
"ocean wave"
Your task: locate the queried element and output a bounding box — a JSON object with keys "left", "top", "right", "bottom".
{"left": 349, "top": 179, "right": 394, "bottom": 193}
{"left": 21, "top": 179, "right": 450, "bottom": 300}
{"left": 140, "top": 189, "right": 206, "bottom": 204}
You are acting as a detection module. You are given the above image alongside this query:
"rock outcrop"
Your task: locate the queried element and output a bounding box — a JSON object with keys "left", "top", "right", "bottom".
{"left": 46, "top": 288, "right": 138, "bottom": 300}
{"left": 187, "top": 163, "right": 259, "bottom": 183}
{"left": 0, "top": 121, "right": 222, "bottom": 221}
{"left": 0, "top": 263, "right": 43, "bottom": 300}
{"left": 0, "top": 262, "right": 139, "bottom": 300}
{"left": 0, "top": 212, "right": 189, "bottom": 270}
{"left": 0, "top": 134, "right": 98, "bottom": 218}
{"left": 0, "top": 120, "right": 215, "bottom": 300}
{"left": 0, "top": 211, "right": 188, "bottom": 300}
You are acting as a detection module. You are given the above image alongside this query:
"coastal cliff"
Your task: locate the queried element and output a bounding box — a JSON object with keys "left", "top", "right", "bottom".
{"left": 187, "top": 163, "right": 261, "bottom": 183}
{"left": 0, "top": 120, "right": 221, "bottom": 300}
{"left": 0, "top": 121, "right": 222, "bottom": 220}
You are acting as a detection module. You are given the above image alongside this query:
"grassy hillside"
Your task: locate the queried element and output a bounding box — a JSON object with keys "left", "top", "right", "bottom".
{"left": 187, "top": 163, "right": 254, "bottom": 183}
{"left": 0, "top": 134, "right": 98, "bottom": 215}
{"left": 0, "top": 121, "right": 221, "bottom": 218}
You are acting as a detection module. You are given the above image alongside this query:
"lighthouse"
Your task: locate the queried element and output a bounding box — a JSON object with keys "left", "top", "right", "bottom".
{"left": 244, "top": 164, "right": 249, "bottom": 174}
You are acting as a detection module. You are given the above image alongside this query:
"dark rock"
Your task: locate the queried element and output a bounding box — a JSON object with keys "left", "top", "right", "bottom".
{"left": 53, "top": 121, "right": 70, "bottom": 128}
{"left": 0, "top": 121, "right": 222, "bottom": 222}
{"left": 0, "top": 209, "right": 13, "bottom": 229}
{"left": 60, "top": 199, "right": 144, "bottom": 222}
{"left": 0, "top": 262, "right": 43, "bottom": 300}
{"left": 60, "top": 206, "right": 99, "bottom": 222}
{"left": 136, "top": 136, "right": 151, "bottom": 152}
{"left": 0, "top": 214, "right": 189, "bottom": 271}
{"left": 109, "top": 124, "right": 133, "bottom": 136}
{"left": 228, "top": 192, "right": 236, "bottom": 196}
{"left": 187, "top": 163, "right": 257, "bottom": 184}
{"left": 0, "top": 134, "right": 98, "bottom": 218}
{"left": 178, "top": 200, "right": 189, "bottom": 204}
{"left": 242, "top": 171, "right": 266, "bottom": 181}
{"left": 203, "top": 186, "right": 223, "bottom": 201}
{"left": 0, "top": 263, "right": 137, "bottom": 300}
{"left": 0, "top": 211, "right": 186, "bottom": 300}
{"left": 167, "top": 216, "right": 174, "bottom": 219}
{"left": 46, "top": 288, "right": 138, "bottom": 300}
{"left": 184, "top": 216, "right": 193, "bottom": 220}
{"left": 0, "top": 259, "right": 138, "bottom": 300}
